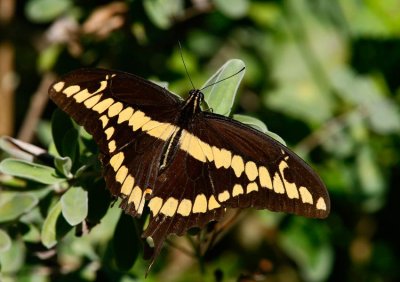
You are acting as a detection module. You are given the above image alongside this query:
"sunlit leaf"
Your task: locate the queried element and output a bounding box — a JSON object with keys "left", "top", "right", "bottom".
{"left": 0, "top": 237, "right": 25, "bottom": 273}
{"left": 0, "top": 230, "right": 11, "bottom": 253}
{"left": 0, "top": 158, "right": 64, "bottom": 185}
{"left": 54, "top": 156, "right": 73, "bottom": 179}
{"left": 201, "top": 59, "right": 246, "bottom": 116}
{"left": 25, "top": 0, "right": 72, "bottom": 23}
{"left": 214, "top": 0, "right": 249, "bottom": 18}
{"left": 61, "top": 187, "right": 88, "bottom": 226}
{"left": 41, "top": 201, "right": 71, "bottom": 248}
{"left": 0, "top": 192, "right": 39, "bottom": 223}
{"left": 143, "top": 0, "right": 183, "bottom": 29}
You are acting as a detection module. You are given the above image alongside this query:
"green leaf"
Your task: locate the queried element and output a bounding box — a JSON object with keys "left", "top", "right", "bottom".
{"left": 62, "top": 128, "right": 79, "bottom": 165}
{"left": 0, "top": 158, "right": 64, "bottom": 185}
{"left": 38, "top": 44, "right": 63, "bottom": 72}
{"left": 41, "top": 201, "right": 71, "bottom": 248}
{"left": 214, "top": 0, "right": 249, "bottom": 18}
{"left": 0, "top": 229, "right": 11, "bottom": 253}
{"left": 143, "top": 0, "right": 184, "bottom": 29}
{"left": 51, "top": 109, "right": 75, "bottom": 157}
{"left": 61, "top": 187, "right": 88, "bottom": 226}
{"left": 25, "top": 0, "right": 72, "bottom": 23}
{"left": 357, "top": 145, "right": 385, "bottom": 212}
{"left": 113, "top": 213, "right": 140, "bottom": 270}
{"left": 201, "top": 59, "right": 246, "bottom": 116}
{"left": 279, "top": 218, "right": 333, "bottom": 282}
{"left": 0, "top": 192, "right": 39, "bottom": 223}
{"left": 54, "top": 156, "right": 73, "bottom": 179}
{"left": 87, "top": 180, "right": 112, "bottom": 224}
{"left": 233, "top": 114, "right": 286, "bottom": 145}
{"left": 0, "top": 237, "right": 25, "bottom": 273}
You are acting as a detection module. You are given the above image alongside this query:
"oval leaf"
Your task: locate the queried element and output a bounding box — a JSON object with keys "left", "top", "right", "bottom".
{"left": 54, "top": 156, "right": 73, "bottom": 179}
{"left": 25, "top": 0, "right": 72, "bottom": 23}
{"left": 0, "top": 158, "right": 64, "bottom": 184}
{"left": 201, "top": 59, "right": 246, "bottom": 116}
{"left": 61, "top": 186, "right": 88, "bottom": 226}
{"left": 0, "top": 229, "right": 12, "bottom": 253}
{"left": 0, "top": 237, "right": 25, "bottom": 273}
{"left": 113, "top": 213, "right": 140, "bottom": 270}
{"left": 0, "top": 193, "right": 39, "bottom": 223}
{"left": 41, "top": 201, "right": 63, "bottom": 248}
{"left": 233, "top": 114, "right": 286, "bottom": 145}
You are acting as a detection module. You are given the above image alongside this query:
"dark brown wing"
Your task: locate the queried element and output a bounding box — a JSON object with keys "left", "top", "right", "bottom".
{"left": 141, "top": 112, "right": 329, "bottom": 264}
{"left": 195, "top": 113, "right": 330, "bottom": 217}
{"left": 49, "top": 68, "right": 182, "bottom": 217}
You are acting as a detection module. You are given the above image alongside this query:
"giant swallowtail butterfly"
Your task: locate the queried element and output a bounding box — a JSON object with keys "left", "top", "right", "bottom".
{"left": 49, "top": 68, "right": 330, "bottom": 266}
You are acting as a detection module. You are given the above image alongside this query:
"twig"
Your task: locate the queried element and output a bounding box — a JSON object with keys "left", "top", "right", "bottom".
{"left": 17, "top": 73, "right": 56, "bottom": 142}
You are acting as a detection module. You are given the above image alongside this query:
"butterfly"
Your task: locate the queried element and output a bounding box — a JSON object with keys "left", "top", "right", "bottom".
{"left": 49, "top": 68, "right": 330, "bottom": 267}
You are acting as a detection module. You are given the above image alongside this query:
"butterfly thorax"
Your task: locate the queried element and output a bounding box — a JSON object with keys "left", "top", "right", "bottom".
{"left": 157, "top": 89, "right": 204, "bottom": 174}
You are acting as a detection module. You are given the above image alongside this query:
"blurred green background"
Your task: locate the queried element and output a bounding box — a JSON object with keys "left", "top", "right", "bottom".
{"left": 1, "top": 0, "right": 400, "bottom": 281}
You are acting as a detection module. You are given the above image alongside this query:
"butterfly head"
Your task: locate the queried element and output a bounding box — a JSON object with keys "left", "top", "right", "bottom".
{"left": 181, "top": 89, "right": 204, "bottom": 117}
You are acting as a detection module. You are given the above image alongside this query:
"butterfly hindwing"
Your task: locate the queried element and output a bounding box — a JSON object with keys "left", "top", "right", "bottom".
{"left": 192, "top": 113, "right": 330, "bottom": 218}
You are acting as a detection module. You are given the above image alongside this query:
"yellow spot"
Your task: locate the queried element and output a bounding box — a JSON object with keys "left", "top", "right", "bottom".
{"left": 108, "top": 102, "right": 123, "bottom": 117}
{"left": 116, "top": 165, "right": 128, "bottom": 183}
{"left": 220, "top": 149, "right": 232, "bottom": 169}
{"left": 232, "top": 184, "right": 244, "bottom": 196}
{"left": 74, "top": 89, "right": 93, "bottom": 103}
{"left": 197, "top": 139, "right": 213, "bottom": 162}
{"left": 117, "top": 107, "right": 134, "bottom": 124}
{"left": 99, "top": 115, "right": 109, "bottom": 128}
{"left": 53, "top": 81, "right": 65, "bottom": 92}
{"left": 316, "top": 197, "right": 326, "bottom": 210}
{"left": 92, "top": 98, "right": 115, "bottom": 114}
{"left": 160, "top": 197, "right": 179, "bottom": 217}
{"left": 231, "top": 155, "right": 244, "bottom": 177}
{"left": 105, "top": 127, "right": 115, "bottom": 140}
{"left": 110, "top": 152, "right": 124, "bottom": 171}
{"left": 273, "top": 173, "right": 285, "bottom": 194}
{"left": 299, "top": 186, "right": 313, "bottom": 204}
{"left": 108, "top": 140, "right": 116, "bottom": 152}
{"left": 177, "top": 199, "right": 192, "bottom": 216}
{"left": 62, "top": 85, "right": 80, "bottom": 97}
{"left": 95, "top": 80, "right": 108, "bottom": 93}
{"left": 245, "top": 161, "right": 258, "bottom": 181}
{"left": 193, "top": 194, "right": 207, "bottom": 213}
{"left": 129, "top": 110, "right": 151, "bottom": 131}
{"left": 180, "top": 131, "right": 206, "bottom": 163}
{"left": 148, "top": 197, "right": 163, "bottom": 216}
{"left": 147, "top": 123, "right": 176, "bottom": 140}
{"left": 279, "top": 160, "right": 299, "bottom": 199}
{"left": 84, "top": 94, "right": 102, "bottom": 109}
{"left": 141, "top": 120, "right": 162, "bottom": 131}
{"left": 129, "top": 186, "right": 142, "bottom": 210}
{"left": 121, "top": 175, "right": 134, "bottom": 195}
{"left": 218, "top": 190, "right": 230, "bottom": 202}
{"left": 259, "top": 166, "right": 273, "bottom": 189}
{"left": 212, "top": 146, "right": 231, "bottom": 169}
{"left": 246, "top": 182, "right": 258, "bottom": 193}
{"left": 208, "top": 195, "right": 221, "bottom": 210}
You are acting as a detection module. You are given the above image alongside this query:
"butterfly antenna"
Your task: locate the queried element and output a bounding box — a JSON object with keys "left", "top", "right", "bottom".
{"left": 200, "top": 66, "right": 245, "bottom": 91}
{"left": 178, "top": 41, "right": 196, "bottom": 89}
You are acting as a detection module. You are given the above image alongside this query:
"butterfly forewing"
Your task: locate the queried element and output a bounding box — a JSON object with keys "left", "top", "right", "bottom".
{"left": 49, "top": 67, "right": 330, "bottom": 268}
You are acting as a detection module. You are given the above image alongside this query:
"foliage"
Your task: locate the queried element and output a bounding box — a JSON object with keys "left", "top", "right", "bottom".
{"left": 1, "top": 0, "right": 400, "bottom": 281}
